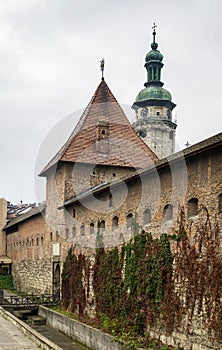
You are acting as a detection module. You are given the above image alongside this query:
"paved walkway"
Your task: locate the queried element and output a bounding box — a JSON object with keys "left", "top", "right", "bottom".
{"left": 0, "top": 314, "right": 39, "bottom": 350}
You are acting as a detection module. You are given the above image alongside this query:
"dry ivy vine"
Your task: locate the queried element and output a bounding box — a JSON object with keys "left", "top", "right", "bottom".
{"left": 61, "top": 209, "right": 222, "bottom": 345}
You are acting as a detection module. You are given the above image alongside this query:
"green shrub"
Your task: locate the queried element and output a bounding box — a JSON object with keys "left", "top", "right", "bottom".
{"left": 0, "top": 274, "right": 14, "bottom": 289}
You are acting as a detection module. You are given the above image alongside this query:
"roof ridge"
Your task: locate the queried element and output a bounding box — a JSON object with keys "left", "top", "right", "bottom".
{"left": 40, "top": 80, "right": 117, "bottom": 175}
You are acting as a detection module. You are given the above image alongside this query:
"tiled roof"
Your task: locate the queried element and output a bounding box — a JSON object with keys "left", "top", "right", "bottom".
{"left": 40, "top": 79, "right": 158, "bottom": 176}
{"left": 7, "top": 202, "right": 37, "bottom": 220}
{"left": 4, "top": 202, "right": 46, "bottom": 230}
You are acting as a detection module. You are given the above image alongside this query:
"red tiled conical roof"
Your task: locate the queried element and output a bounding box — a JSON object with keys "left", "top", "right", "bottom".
{"left": 40, "top": 79, "right": 158, "bottom": 176}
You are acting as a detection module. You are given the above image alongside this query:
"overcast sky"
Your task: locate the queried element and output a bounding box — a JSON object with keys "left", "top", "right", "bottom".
{"left": 0, "top": 0, "right": 221, "bottom": 204}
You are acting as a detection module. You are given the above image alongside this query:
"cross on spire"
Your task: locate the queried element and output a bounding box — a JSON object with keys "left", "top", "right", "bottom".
{"left": 152, "top": 22, "right": 157, "bottom": 42}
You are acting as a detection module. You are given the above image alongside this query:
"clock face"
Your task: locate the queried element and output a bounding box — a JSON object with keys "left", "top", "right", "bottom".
{"left": 141, "top": 108, "right": 148, "bottom": 117}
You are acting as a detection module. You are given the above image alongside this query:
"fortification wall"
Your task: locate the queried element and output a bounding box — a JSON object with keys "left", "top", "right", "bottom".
{"left": 0, "top": 198, "right": 7, "bottom": 256}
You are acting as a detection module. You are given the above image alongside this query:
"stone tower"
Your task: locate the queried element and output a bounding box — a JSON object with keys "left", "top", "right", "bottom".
{"left": 40, "top": 78, "right": 157, "bottom": 236}
{"left": 132, "top": 25, "right": 177, "bottom": 159}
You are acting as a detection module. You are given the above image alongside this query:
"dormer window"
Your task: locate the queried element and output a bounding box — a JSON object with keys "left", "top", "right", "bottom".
{"left": 96, "top": 121, "right": 109, "bottom": 154}
{"left": 96, "top": 121, "right": 109, "bottom": 140}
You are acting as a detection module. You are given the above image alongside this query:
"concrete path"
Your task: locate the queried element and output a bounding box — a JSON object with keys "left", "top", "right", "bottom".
{"left": 0, "top": 314, "right": 39, "bottom": 350}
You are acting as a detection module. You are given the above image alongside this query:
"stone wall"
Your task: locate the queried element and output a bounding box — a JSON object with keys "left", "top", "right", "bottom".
{"left": 13, "top": 258, "right": 52, "bottom": 294}
{"left": 0, "top": 198, "right": 7, "bottom": 256}
{"left": 4, "top": 138, "right": 222, "bottom": 349}
{"left": 6, "top": 212, "right": 71, "bottom": 294}
{"left": 45, "top": 162, "right": 134, "bottom": 244}
{"left": 62, "top": 147, "right": 222, "bottom": 246}
{"left": 58, "top": 144, "right": 222, "bottom": 350}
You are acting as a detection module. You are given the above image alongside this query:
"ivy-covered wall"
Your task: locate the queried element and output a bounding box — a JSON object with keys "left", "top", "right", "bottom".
{"left": 61, "top": 209, "right": 222, "bottom": 350}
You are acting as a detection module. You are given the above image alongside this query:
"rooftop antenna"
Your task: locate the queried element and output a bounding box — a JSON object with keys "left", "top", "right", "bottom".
{"left": 100, "top": 58, "right": 105, "bottom": 80}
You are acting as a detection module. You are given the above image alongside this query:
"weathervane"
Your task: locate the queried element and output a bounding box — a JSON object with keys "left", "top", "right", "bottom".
{"left": 100, "top": 58, "right": 105, "bottom": 80}
{"left": 152, "top": 22, "right": 157, "bottom": 42}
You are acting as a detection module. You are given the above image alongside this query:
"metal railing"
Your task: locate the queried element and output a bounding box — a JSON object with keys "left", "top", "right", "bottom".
{"left": 2, "top": 294, "right": 57, "bottom": 308}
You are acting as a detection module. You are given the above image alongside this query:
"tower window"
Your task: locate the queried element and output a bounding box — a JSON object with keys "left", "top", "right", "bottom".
{"left": 112, "top": 216, "right": 119, "bottom": 230}
{"left": 80, "top": 224, "right": 85, "bottom": 236}
{"left": 96, "top": 121, "right": 109, "bottom": 154}
{"left": 90, "top": 223, "right": 95, "bottom": 235}
{"left": 187, "top": 198, "right": 198, "bottom": 217}
{"left": 139, "top": 130, "right": 147, "bottom": 138}
{"left": 163, "top": 204, "right": 173, "bottom": 222}
{"left": 219, "top": 194, "right": 222, "bottom": 213}
{"left": 109, "top": 194, "right": 113, "bottom": 207}
{"left": 141, "top": 108, "right": 148, "bottom": 117}
{"left": 156, "top": 111, "right": 160, "bottom": 116}
{"left": 97, "top": 121, "right": 109, "bottom": 140}
{"left": 72, "top": 209, "right": 76, "bottom": 218}
{"left": 126, "top": 213, "right": 133, "bottom": 228}
{"left": 154, "top": 67, "right": 158, "bottom": 80}
{"left": 72, "top": 226, "right": 76, "bottom": 238}
{"left": 100, "top": 220, "right": 105, "bottom": 233}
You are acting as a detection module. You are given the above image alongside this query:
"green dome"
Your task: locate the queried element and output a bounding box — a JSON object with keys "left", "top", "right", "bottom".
{"left": 136, "top": 86, "right": 172, "bottom": 103}
{"left": 146, "top": 47, "right": 163, "bottom": 62}
{"left": 146, "top": 42, "right": 163, "bottom": 62}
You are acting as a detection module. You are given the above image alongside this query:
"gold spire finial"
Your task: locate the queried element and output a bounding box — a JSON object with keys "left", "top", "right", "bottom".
{"left": 100, "top": 58, "right": 105, "bottom": 80}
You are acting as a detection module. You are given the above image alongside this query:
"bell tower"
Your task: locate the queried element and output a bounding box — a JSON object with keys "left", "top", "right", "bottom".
{"left": 132, "top": 24, "right": 177, "bottom": 159}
